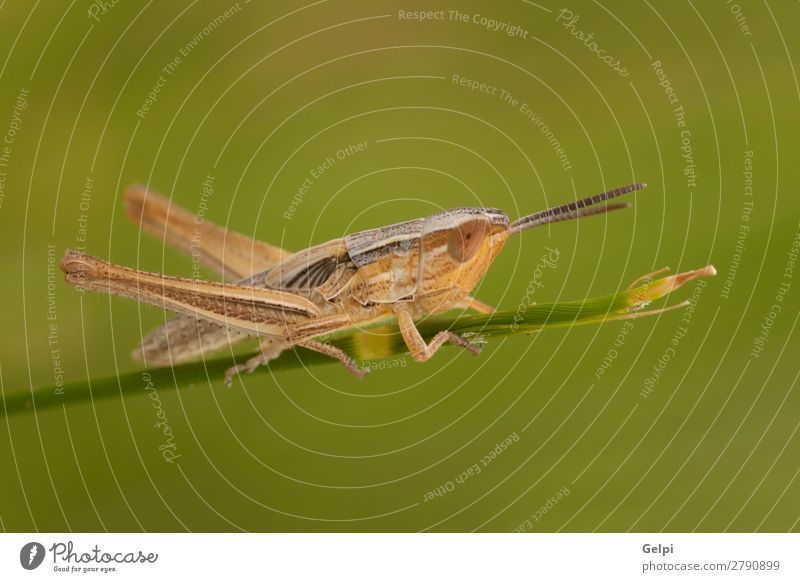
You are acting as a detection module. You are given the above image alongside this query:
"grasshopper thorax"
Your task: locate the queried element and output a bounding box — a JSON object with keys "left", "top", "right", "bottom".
{"left": 413, "top": 208, "right": 509, "bottom": 313}
{"left": 344, "top": 208, "right": 509, "bottom": 313}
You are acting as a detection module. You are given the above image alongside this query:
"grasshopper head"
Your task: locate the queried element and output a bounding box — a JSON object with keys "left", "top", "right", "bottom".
{"left": 416, "top": 208, "right": 510, "bottom": 310}
{"left": 415, "top": 184, "right": 646, "bottom": 312}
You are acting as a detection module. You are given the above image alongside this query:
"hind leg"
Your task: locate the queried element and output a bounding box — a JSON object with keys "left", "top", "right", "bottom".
{"left": 224, "top": 338, "right": 287, "bottom": 386}
{"left": 223, "top": 338, "right": 369, "bottom": 386}
{"left": 297, "top": 339, "right": 369, "bottom": 378}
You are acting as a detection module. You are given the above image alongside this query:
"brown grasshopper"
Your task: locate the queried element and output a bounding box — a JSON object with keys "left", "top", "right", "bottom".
{"left": 60, "top": 182, "right": 646, "bottom": 385}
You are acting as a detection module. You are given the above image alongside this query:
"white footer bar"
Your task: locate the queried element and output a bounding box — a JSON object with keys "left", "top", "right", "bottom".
{"left": 1, "top": 533, "right": 797, "bottom": 581}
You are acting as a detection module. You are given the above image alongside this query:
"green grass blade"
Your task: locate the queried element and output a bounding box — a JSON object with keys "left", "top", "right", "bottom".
{"left": 1, "top": 265, "right": 715, "bottom": 417}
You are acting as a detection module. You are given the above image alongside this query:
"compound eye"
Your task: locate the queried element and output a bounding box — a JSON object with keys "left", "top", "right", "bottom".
{"left": 447, "top": 219, "right": 488, "bottom": 263}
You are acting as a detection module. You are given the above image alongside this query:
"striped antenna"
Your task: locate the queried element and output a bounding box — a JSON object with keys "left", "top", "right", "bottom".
{"left": 504, "top": 183, "right": 647, "bottom": 238}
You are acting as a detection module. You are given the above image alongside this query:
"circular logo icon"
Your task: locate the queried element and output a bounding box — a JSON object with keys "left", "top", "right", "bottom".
{"left": 20, "top": 542, "right": 46, "bottom": 570}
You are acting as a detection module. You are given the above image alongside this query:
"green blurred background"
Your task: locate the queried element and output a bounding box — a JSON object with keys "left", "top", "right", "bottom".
{"left": 1, "top": 0, "right": 798, "bottom": 532}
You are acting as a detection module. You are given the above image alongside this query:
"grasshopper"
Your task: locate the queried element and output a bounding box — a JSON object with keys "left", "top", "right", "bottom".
{"left": 60, "top": 182, "right": 646, "bottom": 385}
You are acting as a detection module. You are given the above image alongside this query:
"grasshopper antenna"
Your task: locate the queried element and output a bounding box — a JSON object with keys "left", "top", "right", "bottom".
{"left": 503, "top": 183, "right": 647, "bottom": 238}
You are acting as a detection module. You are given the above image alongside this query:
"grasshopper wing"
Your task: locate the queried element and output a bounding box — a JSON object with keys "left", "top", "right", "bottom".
{"left": 263, "top": 239, "right": 358, "bottom": 300}
{"left": 137, "top": 238, "right": 361, "bottom": 365}
{"left": 125, "top": 184, "right": 290, "bottom": 280}
{"left": 125, "top": 185, "right": 293, "bottom": 364}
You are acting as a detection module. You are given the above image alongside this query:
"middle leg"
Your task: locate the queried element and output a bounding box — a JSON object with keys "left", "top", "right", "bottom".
{"left": 223, "top": 337, "right": 369, "bottom": 386}
{"left": 394, "top": 308, "right": 482, "bottom": 363}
